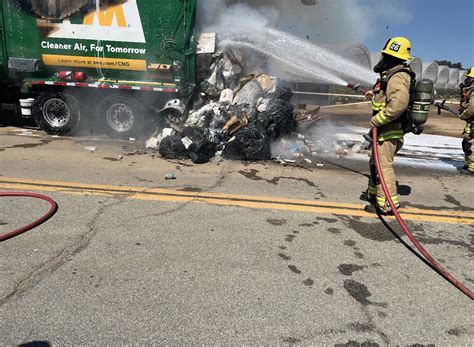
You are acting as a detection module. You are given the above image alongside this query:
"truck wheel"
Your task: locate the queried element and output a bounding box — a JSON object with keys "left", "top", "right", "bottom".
{"left": 32, "top": 92, "right": 80, "bottom": 135}
{"left": 99, "top": 96, "right": 144, "bottom": 139}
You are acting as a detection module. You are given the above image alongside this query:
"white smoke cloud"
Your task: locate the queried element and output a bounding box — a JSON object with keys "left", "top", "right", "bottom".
{"left": 197, "top": 1, "right": 415, "bottom": 84}
{"left": 196, "top": 0, "right": 278, "bottom": 34}
{"left": 197, "top": 0, "right": 413, "bottom": 44}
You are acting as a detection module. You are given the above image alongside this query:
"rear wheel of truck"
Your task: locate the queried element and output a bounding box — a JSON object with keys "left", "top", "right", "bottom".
{"left": 99, "top": 96, "right": 144, "bottom": 139}
{"left": 32, "top": 91, "right": 81, "bottom": 135}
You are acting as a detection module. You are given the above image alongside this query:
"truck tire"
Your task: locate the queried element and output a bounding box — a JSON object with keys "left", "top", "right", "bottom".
{"left": 32, "top": 91, "right": 81, "bottom": 135}
{"left": 99, "top": 96, "right": 145, "bottom": 139}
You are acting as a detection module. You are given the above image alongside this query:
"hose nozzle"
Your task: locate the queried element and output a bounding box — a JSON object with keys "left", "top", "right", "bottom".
{"left": 346, "top": 82, "right": 361, "bottom": 92}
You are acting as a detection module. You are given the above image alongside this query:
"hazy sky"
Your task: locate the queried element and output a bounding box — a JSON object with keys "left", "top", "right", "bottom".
{"left": 364, "top": 0, "right": 473, "bottom": 68}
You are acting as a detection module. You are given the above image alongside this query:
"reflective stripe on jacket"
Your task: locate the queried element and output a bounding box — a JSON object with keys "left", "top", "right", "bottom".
{"left": 371, "top": 65, "right": 412, "bottom": 141}
{"left": 460, "top": 86, "right": 474, "bottom": 138}
{"left": 460, "top": 86, "right": 474, "bottom": 121}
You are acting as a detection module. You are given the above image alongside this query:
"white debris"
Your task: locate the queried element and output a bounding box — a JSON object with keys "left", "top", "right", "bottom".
{"left": 85, "top": 146, "right": 97, "bottom": 153}
{"left": 211, "top": 150, "right": 224, "bottom": 163}
{"left": 181, "top": 136, "right": 193, "bottom": 149}
{"left": 17, "top": 130, "right": 34, "bottom": 136}
{"left": 351, "top": 144, "right": 362, "bottom": 153}
{"left": 219, "top": 89, "right": 234, "bottom": 105}
{"left": 146, "top": 128, "right": 175, "bottom": 150}
{"left": 185, "top": 102, "right": 217, "bottom": 128}
{"left": 256, "top": 97, "right": 270, "bottom": 113}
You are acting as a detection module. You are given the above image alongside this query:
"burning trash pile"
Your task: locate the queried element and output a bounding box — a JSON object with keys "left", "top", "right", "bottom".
{"left": 147, "top": 51, "right": 321, "bottom": 164}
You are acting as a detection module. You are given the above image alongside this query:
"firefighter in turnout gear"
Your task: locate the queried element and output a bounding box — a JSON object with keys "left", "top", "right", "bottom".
{"left": 459, "top": 68, "right": 474, "bottom": 175}
{"left": 362, "top": 37, "right": 414, "bottom": 214}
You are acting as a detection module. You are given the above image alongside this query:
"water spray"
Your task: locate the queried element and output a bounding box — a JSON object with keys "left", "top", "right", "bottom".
{"left": 220, "top": 28, "right": 376, "bottom": 85}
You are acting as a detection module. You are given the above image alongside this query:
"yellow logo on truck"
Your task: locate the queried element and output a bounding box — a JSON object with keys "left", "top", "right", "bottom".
{"left": 83, "top": 4, "right": 127, "bottom": 27}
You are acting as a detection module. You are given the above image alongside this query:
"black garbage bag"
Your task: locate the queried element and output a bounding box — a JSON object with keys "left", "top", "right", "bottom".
{"left": 266, "top": 79, "right": 293, "bottom": 101}
{"left": 159, "top": 134, "right": 189, "bottom": 160}
{"left": 223, "top": 124, "right": 271, "bottom": 161}
{"left": 208, "top": 128, "right": 230, "bottom": 151}
{"left": 253, "top": 99, "right": 296, "bottom": 140}
{"left": 182, "top": 127, "right": 217, "bottom": 164}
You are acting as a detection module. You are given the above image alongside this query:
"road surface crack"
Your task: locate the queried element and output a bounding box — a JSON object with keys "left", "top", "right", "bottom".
{"left": 0, "top": 196, "right": 128, "bottom": 307}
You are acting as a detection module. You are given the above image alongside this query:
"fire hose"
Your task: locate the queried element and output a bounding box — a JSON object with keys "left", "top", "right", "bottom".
{"left": 0, "top": 192, "right": 58, "bottom": 242}
{"left": 432, "top": 99, "right": 460, "bottom": 117}
{"left": 372, "top": 127, "right": 473, "bottom": 300}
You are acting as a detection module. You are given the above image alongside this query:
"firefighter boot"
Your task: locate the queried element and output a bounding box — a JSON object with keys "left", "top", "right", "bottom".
{"left": 364, "top": 200, "right": 400, "bottom": 216}
{"left": 459, "top": 168, "right": 474, "bottom": 176}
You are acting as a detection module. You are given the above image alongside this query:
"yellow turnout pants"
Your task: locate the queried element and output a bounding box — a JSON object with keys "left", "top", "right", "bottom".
{"left": 462, "top": 137, "right": 474, "bottom": 171}
{"left": 368, "top": 139, "right": 404, "bottom": 209}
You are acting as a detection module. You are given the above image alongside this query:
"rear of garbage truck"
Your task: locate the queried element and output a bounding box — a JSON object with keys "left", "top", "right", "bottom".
{"left": 0, "top": 0, "right": 198, "bottom": 138}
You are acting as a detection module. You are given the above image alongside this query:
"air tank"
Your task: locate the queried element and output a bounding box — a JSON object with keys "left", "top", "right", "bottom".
{"left": 411, "top": 79, "right": 434, "bottom": 131}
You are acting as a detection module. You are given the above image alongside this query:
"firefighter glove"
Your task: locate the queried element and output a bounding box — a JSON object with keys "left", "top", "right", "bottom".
{"left": 370, "top": 116, "right": 379, "bottom": 128}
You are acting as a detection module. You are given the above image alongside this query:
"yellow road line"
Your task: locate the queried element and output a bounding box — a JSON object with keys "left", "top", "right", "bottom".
{"left": 0, "top": 177, "right": 473, "bottom": 225}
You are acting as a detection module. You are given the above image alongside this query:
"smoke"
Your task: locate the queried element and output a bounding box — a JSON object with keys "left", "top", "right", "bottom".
{"left": 270, "top": 120, "right": 365, "bottom": 160}
{"left": 197, "top": 0, "right": 278, "bottom": 34}
{"left": 197, "top": 0, "right": 412, "bottom": 44}
{"left": 196, "top": 0, "right": 411, "bottom": 84}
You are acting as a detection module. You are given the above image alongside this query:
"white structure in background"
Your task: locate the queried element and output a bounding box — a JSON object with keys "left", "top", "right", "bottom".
{"left": 409, "top": 57, "right": 423, "bottom": 81}
{"left": 435, "top": 65, "right": 450, "bottom": 89}
{"left": 371, "top": 52, "right": 424, "bottom": 83}
{"left": 448, "top": 68, "right": 460, "bottom": 89}
{"left": 422, "top": 61, "right": 439, "bottom": 85}
{"left": 321, "top": 43, "right": 373, "bottom": 84}
{"left": 294, "top": 41, "right": 461, "bottom": 90}
{"left": 324, "top": 43, "right": 463, "bottom": 90}
{"left": 322, "top": 43, "right": 372, "bottom": 70}
{"left": 459, "top": 70, "right": 468, "bottom": 85}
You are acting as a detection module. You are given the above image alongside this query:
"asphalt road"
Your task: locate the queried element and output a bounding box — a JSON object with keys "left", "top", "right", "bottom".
{"left": 0, "top": 126, "right": 473, "bottom": 346}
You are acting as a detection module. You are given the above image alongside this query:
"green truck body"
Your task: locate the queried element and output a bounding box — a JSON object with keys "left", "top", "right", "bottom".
{"left": 0, "top": 0, "right": 200, "bottom": 138}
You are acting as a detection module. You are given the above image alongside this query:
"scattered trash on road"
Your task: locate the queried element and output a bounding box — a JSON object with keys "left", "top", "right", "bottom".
{"left": 141, "top": 47, "right": 369, "bottom": 166}
{"left": 146, "top": 128, "right": 175, "bottom": 150}
{"left": 165, "top": 173, "right": 177, "bottom": 180}
{"left": 85, "top": 146, "right": 97, "bottom": 153}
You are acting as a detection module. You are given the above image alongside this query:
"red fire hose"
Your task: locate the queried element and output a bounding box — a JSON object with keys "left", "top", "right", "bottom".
{"left": 0, "top": 192, "right": 58, "bottom": 242}
{"left": 372, "top": 128, "right": 474, "bottom": 300}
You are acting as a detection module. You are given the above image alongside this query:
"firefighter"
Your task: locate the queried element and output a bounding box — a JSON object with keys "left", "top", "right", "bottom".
{"left": 459, "top": 68, "right": 474, "bottom": 175}
{"left": 361, "top": 37, "right": 414, "bottom": 214}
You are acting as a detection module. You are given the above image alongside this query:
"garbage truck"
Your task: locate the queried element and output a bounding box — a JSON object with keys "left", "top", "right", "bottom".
{"left": 0, "top": 0, "right": 201, "bottom": 138}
